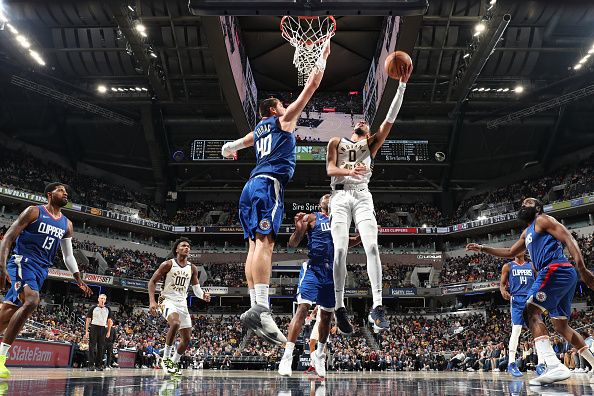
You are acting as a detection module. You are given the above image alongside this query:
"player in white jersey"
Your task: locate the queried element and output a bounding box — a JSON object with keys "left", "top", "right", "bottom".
{"left": 148, "top": 238, "right": 210, "bottom": 376}
{"left": 326, "top": 65, "right": 412, "bottom": 334}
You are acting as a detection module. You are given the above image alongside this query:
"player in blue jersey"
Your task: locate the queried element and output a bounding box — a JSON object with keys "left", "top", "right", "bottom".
{"left": 0, "top": 183, "right": 92, "bottom": 378}
{"left": 467, "top": 197, "right": 594, "bottom": 385}
{"left": 220, "top": 43, "right": 331, "bottom": 344}
{"left": 277, "top": 194, "right": 361, "bottom": 377}
{"left": 499, "top": 253, "right": 539, "bottom": 377}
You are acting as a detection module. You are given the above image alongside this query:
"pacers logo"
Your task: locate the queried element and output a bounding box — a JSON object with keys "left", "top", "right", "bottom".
{"left": 535, "top": 291, "right": 547, "bottom": 302}
{"left": 259, "top": 219, "right": 271, "bottom": 231}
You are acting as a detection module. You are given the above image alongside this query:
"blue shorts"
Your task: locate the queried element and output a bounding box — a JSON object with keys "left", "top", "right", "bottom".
{"left": 296, "top": 261, "right": 335, "bottom": 310}
{"left": 526, "top": 263, "right": 577, "bottom": 319}
{"left": 4, "top": 255, "right": 48, "bottom": 306}
{"left": 239, "top": 175, "right": 284, "bottom": 240}
{"left": 510, "top": 295, "right": 528, "bottom": 326}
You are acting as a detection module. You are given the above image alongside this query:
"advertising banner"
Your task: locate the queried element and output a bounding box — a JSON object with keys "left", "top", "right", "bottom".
{"left": 345, "top": 288, "right": 369, "bottom": 296}
{"left": 117, "top": 349, "right": 137, "bottom": 368}
{"left": 441, "top": 284, "right": 469, "bottom": 295}
{"left": 471, "top": 281, "right": 499, "bottom": 292}
{"left": 48, "top": 268, "right": 73, "bottom": 280}
{"left": 202, "top": 287, "right": 229, "bottom": 295}
{"left": 390, "top": 288, "right": 417, "bottom": 296}
{"left": 83, "top": 273, "right": 114, "bottom": 285}
{"left": 4, "top": 338, "right": 72, "bottom": 368}
{"left": 120, "top": 278, "right": 149, "bottom": 290}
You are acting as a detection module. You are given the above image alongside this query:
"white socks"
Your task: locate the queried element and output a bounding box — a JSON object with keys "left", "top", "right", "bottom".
{"left": 255, "top": 284, "right": 270, "bottom": 309}
{"left": 358, "top": 219, "right": 383, "bottom": 308}
{"left": 534, "top": 336, "right": 561, "bottom": 367}
{"left": 172, "top": 351, "right": 182, "bottom": 363}
{"left": 249, "top": 288, "right": 256, "bottom": 308}
{"left": 508, "top": 325, "right": 522, "bottom": 363}
{"left": 0, "top": 343, "right": 10, "bottom": 357}
{"left": 163, "top": 344, "right": 172, "bottom": 359}
{"left": 283, "top": 342, "right": 295, "bottom": 359}
{"left": 331, "top": 222, "right": 349, "bottom": 309}
{"left": 317, "top": 342, "right": 326, "bottom": 355}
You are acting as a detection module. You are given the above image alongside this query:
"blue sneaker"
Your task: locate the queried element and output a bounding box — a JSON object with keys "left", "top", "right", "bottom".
{"left": 535, "top": 364, "right": 546, "bottom": 376}
{"left": 507, "top": 362, "right": 523, "bottom": 377}
{"left": 368, "top": 305, "right": 389, "bottom": 332}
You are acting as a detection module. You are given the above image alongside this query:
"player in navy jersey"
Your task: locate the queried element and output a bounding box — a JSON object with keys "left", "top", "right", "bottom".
{"left": 0, "top": 183, "right": 92, "bottom": 378}
{"left": 278, "top": 194, "right": 361, "bottom": 377}
{"left": 499, "top": 253, "right": 538, "bottom": 377}
{"left": 221, "top": 43, "right": 331, "bottom": 344}
{"left": 467, "top": 197, "right": 594, "bottom": 385}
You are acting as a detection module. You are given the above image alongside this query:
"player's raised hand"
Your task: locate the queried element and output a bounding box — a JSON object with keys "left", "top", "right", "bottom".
{"left": 202, "top": 292, "right": 211, "bottom": 302}
{"left": 400, "top": 62, "right": 413, "bottom": 83}
{"left": 465, "top": 243, "right": 482, "bottom": 253}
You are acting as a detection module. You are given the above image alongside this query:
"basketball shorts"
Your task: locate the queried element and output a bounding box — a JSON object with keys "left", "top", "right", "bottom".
{"left": 159, "top": 298, "right": 192, "bottom": 330}
{"left": 4, "top": 255, "right": 48, "bottom": 306}
{"left": 510, "top": 295, "right": 529, "bottom": 326}
{"left": 297, "top": 260, "right": 335, "bottom": 311}
{"left": 329, "top": 187, "right": 375, "bottom": 226}
{"left": 526, "top": 263, "right": 577, "bottom": 319}
{"left": 239, "top": 175, "right": 285, "bottom": 240}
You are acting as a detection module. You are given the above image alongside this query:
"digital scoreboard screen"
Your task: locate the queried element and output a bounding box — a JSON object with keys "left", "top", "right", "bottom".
{"left": 296, "top": 145, "right": 327, "bottom": 161}
{"left": 376, "top": 140, "right": 430, "bottom": 162}
{"left": 191, "top": 140, "right": 235, "bottom": 160}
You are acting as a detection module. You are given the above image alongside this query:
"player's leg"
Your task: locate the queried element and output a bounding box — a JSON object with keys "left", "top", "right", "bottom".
{"left": 526, "top": 265, "right": 573, "bottom": 385}
{"left": 245, "top": 239, "right": 257, "bottom": 308}
{"left": 239, "top": 180, "right": 257, "bottom": 310}
{"left": 330, "top": 191, "right": 353, "bottom": 334}
{"left": 0, "top": 303, "right": 20, "bottom": 334}
{"left": 252, "top": 232, "right": 275, "bottom": 308}
{"left": 171, "top": 327, "right": 192, "bottom": 376}
{"left": 507, "top": 297, "right": 525, "bottom": 377}
{"left": 310, "top": 277, "right": 335, "bottom": 377}
{"left": 278, "top": 302, "right": 311, "bottom": 376}
{"left": 353, "top": 190, "right": 387, "bottom": 332}
{"left": 161, "top": 308, "right": 181, "bottom": 374}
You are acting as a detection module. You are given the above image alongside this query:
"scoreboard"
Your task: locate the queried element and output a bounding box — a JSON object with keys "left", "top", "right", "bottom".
{"left": 191, "top": 140, "right": 235, "bottom": 160}
{"left": 376, "top": 140, "right": 430, "bottom": 162}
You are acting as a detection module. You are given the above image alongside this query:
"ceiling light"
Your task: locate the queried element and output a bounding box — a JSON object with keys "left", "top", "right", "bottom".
{"left": 135, "top": 87, "right": 142, "bottom": 91}
{"left": 463, "top": 53, "right": 470, "bottom": 59}
{"left": 135, "top": 23, "right": 146, "bottom": 33}
{"left": 472, "top": 88, "right": 478, "bottom": 92}
{"left": 496, "top": 88, "right": 503, "bottom": 92}
{"left": 139, "top": 31, "right": 147, "bottom": 38}
{"left": 15, "top": 35, "right": 30, "bottom": 48}
{"left": 29, "top": 50, "right": 45, "bottom": 66}
{"left": 475, "top": 22, "right": 486, "bottom": 33}
{"left": 111, "top": 87, "right": 117, "bottom": 92}
{"left": 127, "top": 5, "right": 135, "bottom": 12}
{"left": 514, "top": 85, "right": 524, "bottom": 93}
{"left": 574, "top": 64, "right": 583, "bottom": 70}
{"left": 578, "top": 55, "right": 590, "bottom": 64}
{"left": 0, "top": 12, "right": 7, "bottom": 23}
{"left": 97, "top": 85, "right": 107, "bottom": 94}
{"left": 588, "top": 48, "right": 594, "bottom": 55}
{"left": 149, "top": 51, "right": 157, "bottom": 58}
{"left": 489, "top": 0, "right": 497, "bottom": 4}
{"left": 6, "top": 23, "right": 18, "bottom": 34}
{"left": 478, "top": 87, "right": 485, "bottom": 92}
{"left": 502, "top": 88, "right": 509, "bottom": 92}
{"left": 117, "top": 88, "right": 124, "bottom": 92}
{"left": 141, "top": 87, "right": 148, "bottom": 91}
{"left": 484, "top": 88, "right": 491, "bottom": 92}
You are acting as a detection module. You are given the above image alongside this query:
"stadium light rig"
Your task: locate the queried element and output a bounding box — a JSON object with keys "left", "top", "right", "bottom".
{"left": 97, "top": 84, "right": 149, "bottom": 96}
{"left": 0, "top": 10, "right": 46, "bottom": 66}
{"left": 573, "top": 43, "right": 594, "bottom": 71}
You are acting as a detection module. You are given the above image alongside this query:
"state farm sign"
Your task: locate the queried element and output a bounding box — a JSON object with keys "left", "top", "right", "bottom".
{"left": 3, "top": 339, "right": 72, "bottom": 367}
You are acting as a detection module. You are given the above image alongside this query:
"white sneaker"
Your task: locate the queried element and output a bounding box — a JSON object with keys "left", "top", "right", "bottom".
{"left": 466, "top": 367, "right": 475, "bottom": 372}
{"left": 529, "top": 364, "right": 571, "bottom": 386}
{"left": 576, "top": 368, "right": 584, "bottom": 373}
{"left": 311, "top": 351, "right": 327, "bottom": 378}
{"left": 278, "top": 354, "right": 292, "bottom": 377}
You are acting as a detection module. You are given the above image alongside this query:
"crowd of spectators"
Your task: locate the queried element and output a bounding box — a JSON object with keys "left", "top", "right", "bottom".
{"left": 440, "top": 253, "right": 505, "bottom": 285}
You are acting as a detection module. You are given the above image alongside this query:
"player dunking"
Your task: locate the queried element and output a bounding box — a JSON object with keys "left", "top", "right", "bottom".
{"left": 499, "top": 253, "right": 543, "bottom": 377}
{"left": 467, "top": 198, "right": 594, "bottom": 385}
{"left": 221, "top": 43, "right": 331, "bottom": 344}
{"left": 148, "top": 237, "right": 211, "bottom": 376}
{"left": 278, "top": 194, "right": 360, "bottom": 377}
{"left": 0, "top": 183, "right": 92, "bottom": 378}
{"left": 326, "top": 66, "right": 412, "bottom": 334}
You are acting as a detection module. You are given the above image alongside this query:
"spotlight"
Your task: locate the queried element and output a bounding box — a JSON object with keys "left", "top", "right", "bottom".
{"left": 135, "top": 87, "right": 142, "bottom": 91}
{"left": 135, "top": 23, "right": 146, "bottom": 33}
{"left": 97, "top": 85, "right": 107, "bottom": 94}
{"left": 574, "top": 64, "right": 583, "bottom": 70}
{"left": 463, "top": 53, "right": 470, "bottom": 59}
{"left": 588, "top": 48, "right": 594, "bottom": 55}
{"left": 141, "top": 88, "right": 148, "bottom": 91}
{"left": 127, "top": 5, "right": 135, "bottom": 12}
{"left": 514, "top": 85, "right": 524, "bottom": 93}
{"left": 29, "top": 50, "right": 45, "bottom": 66}
{"left": 478, "top": 87, "right": 485, "bottom": 92}
{"left": 16, "top": 35, "right": 30, "bottom": 48}
{"left": 475, "top": 22, "right": 486, "bottom": 34}
{"left": 484, "top": 88, "right": 491, "bottom": 92}
{"left": 489, "top": 0, "right": 497, "bottom": 4}
{"left": 111, "top": 87, "right": 117, "bottom": 92}
{"left": 6, "top": 23, "right": 17, "bottom": 34}
{"left": 502, "top": 88, "right": 509, "bottom": 92}
{"left": 578, "top": 55, "right": 590, "bottom": 64}
{"left": 149, "top": 51, "right": 157, "bottom": 58}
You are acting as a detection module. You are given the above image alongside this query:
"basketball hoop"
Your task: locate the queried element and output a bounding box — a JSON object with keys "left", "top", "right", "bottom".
{"left": 280, "top": 16, "right": 336, "bottom": 85}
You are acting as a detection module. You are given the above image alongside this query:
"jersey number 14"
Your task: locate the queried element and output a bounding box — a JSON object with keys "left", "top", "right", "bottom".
{"left": 256, "top": 135, "right": 272, "bottom": 158}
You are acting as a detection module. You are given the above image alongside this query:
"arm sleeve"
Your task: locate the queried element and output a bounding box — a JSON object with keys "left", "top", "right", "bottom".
{"left": 385, "top": 82, "right": 406, "bottom": 123}
{"left": 192, "top": 283, "right": 205, "bottom": 299}
{"left": 59, "top": 238, "right": 80, "bottom": 275}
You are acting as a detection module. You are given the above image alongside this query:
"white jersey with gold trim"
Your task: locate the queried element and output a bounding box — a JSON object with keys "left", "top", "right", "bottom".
{"left": 330, "top": 137, "right": 373, "bottom": 188}
{"left": 159, "top": 259, "right": 192, "bottom": 303}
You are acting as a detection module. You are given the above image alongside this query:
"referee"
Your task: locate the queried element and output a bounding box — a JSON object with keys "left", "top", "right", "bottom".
{"left": 85, "top": 294, "right": 112, "bottom": 371}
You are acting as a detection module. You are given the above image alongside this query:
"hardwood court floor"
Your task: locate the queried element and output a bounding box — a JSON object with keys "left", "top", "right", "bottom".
{"left": 1, "top": 368, "right": 593, "bottom": 395}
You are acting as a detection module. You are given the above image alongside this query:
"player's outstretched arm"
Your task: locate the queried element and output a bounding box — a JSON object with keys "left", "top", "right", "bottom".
{"left": 499, "top": 263, "right": 511, "bottom": 300}
{"left": 466, "top": 231, "right": 526, "bottom": 259}
{"left": 288, "top": 212, "right": 312, "bottom": 247}
{"left": 148, "top": 260, "right": 173, "bottom": 315}
{"left": 221, "top": 132, "right": 255, "bottom": 159}
{"left": 61, "top": 220, "right": 92, "bottom": 297}
{"left": 281, "top": 42, "right": 331, "bottom": 129}
{"left": 0, "top": 206, "right": 38, "bottom": 290}
{"left": 539, "top": 214, "right": 594, "bottom": 288}
{"left": 368, "top": 66, "right": 413, "bottom": 157}
{"left": 191, "top": 264, "right": 210, "bottom": 302}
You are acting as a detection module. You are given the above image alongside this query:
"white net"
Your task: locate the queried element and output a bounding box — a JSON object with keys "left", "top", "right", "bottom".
{"left": 281, "top": 16, "right": 336, "bottom": 85}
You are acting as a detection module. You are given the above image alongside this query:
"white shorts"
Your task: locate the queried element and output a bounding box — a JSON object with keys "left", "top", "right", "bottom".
{"left": 160, "top": 299, "right": 192, "bottom": 330}
{"left": 330, "top": 188, "right": 375, "bottom": 226}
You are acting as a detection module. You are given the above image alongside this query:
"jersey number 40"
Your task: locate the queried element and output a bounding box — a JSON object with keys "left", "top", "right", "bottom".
{"left": 256, "top": 135, "right": 272, "bottom": 158}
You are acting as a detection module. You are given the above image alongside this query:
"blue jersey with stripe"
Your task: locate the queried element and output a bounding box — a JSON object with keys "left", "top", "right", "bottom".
{"left": 525, "top": 220, "right": 568, "bottom": 272}
{"left": 13, "top": 205, "right": 68, "bottom": 268}
{"left": 508, "top": 261, "right": 535, "bottom": 296}
{"left": 307, "top": 212, "right": 333, "bottom": 265}
{"left": 249, "top": 116, "right": 296, "bottom": 185}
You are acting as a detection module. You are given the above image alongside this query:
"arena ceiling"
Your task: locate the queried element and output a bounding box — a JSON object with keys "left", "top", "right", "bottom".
{"left": 0, "top": 0, "right": 593, "bottom": 204}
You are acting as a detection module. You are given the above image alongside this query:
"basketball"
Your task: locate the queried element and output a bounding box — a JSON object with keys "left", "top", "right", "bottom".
{"left": 384, "top": 51, "right": 413, "bottom": 80}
